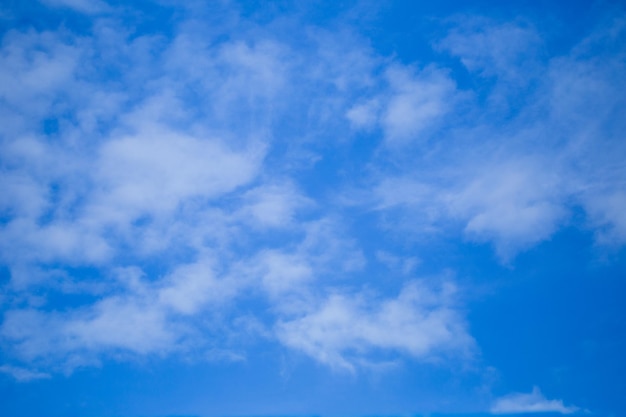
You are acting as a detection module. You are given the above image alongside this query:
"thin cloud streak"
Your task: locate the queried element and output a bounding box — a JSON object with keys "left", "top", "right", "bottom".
{"left": 491, "top": 387, "right": 581, "bottom": 414}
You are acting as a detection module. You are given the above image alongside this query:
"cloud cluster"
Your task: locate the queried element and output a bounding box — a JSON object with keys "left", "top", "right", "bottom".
{"left": 362, "top": 17, "right": 626, "bottom": 260}
{"left": 0, "top": 5, "right": 624, "bottom": 404}
{"left": 0, "top": 4, "right": 478, "bottom": 376}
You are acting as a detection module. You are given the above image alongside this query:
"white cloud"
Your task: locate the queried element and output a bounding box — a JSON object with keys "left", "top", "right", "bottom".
{"left": 375, "top": 250, "right": 420, "bottom": 275}
{"left": 372, "top": 157, "right": 569, "bottom": 261}
{"left": 229, "top": 217, "right": 366, "bottom": 314}
{"left": 1, "top": 219, "right": 112, "bottom": 264}
{"left": 450, "top": 158, "right": 568, "bottom": 260}
{"left": 253, "top": 250, "right": 314, "bottom": 298}
{"left": 276, "top": 279, "right": 474, "bottom": 371}
{"left": 2, "top": 295, "right": 173, "bottom": 364}
{"left": 491, "top": 387, "right": 580, "bottom": 414}
{"left": 39, "top": 0, "right": 110, "bottom": 14}
{"left": 382, "top": 65, "right": 456, "bottom": 145}
{"left": 0, "top": 30, "right": 81, "bottom": 115}
{"left": 91, "top": 125, "right": 263, "bottom": 222}
{"left": 0, "top": 215, "right": 374, "bottom": 371}
{"left": 1, "top": 3, "right": 625, "bottom": 383}
{"left": 438, "top": 17, "right": 542, "bottom": 93}
{"left": 0, "top": 31, "right": 93, "bottom": 157}
{"left": 1, "top": 261, "right": 242, "bottom": 367}
{"left": 0, "top": 124, "right": 264, "bottom": 267}
{"left": 0, "top": 365, "right": 51, "bottom": 382}
{"left": 545, "top": 23, "right": 626, "bottom": 245}
{"left": 307, "top": 29, "right": 378, "bottom": 93}
{"left": 583, "top": 191, "right": 626, "bottom": 244}
{"left": 216, "top": 40, "right": 288, "bottom": 101}
{"left": 348, "top": 64, "right": 457, "bottom": 145}
{"left": 65, "top": 296, "right": 176, "bottom": 354}
{"left": 365, "top": 17, "right": 626, "bottom": 259}
{"left": 346, "top": 98, "right": 380, "bottom": 130}
{"left": 163, "top": 36, "right": 291, "bottom": 131}
{"left": 158, "top": 260, "right": 241, "bottom": 315}
{"left": 0, "top": 171, "right": 49, "bottom": 219}
{"left": 237, "top": 183, "right": 310, "bottom": 228}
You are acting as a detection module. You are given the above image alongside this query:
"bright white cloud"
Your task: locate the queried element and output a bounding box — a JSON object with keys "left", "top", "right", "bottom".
{"left": 372, "top": 157, "right": 569, "bottom": 261}
{"left": 491, "top": 386, "right": 580, "bottom": 414}
{"left": 276, "top": 279, "right": 474, "bottom": 371}
{"left": 450, "top": 158, "right": 568, "bottom": 259}
{"left": 91, "top": 126, "right": 263, "bottom": 220}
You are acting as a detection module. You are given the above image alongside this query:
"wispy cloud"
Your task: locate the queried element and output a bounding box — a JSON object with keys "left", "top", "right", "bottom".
{"left": 0, "top": 0, "right": 624, "bottom": 387}
{"left": 347, "top": 63, "right": 457, "bottom": 146}
{"left": 361, "top": 16, "right": 626, "bottom": 260}
{"left": 491, "top": 387, "right": 580, "bottom": 414}
{"left": 39, "top": 0, "right": 110, "bottom": 14}
{"left": 0, "top": 365, "right": 51, "bottom": 382}
{"left": 276, "top": 279, "right": 474, "bottom": 372}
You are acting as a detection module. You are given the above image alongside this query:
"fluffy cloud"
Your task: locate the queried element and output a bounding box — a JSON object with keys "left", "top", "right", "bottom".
{"left": 382, "top": 65, "right": 457, "bottom": 145}
{"left": 491, "top": 387, "right": 580, "bottom": 414}
{"left": 365, "top": 17, "right": 626, "bottom": 260}
{"left": 450, "top": 158, "right": 568, "bottom": 259}
{"left": 237, "top": 183, "right": 310, "bottom": 228}
{"left": 0, "top": 1, "right": 624, "bottom": 385}
{"left": 347, "top": 64, "right": 457, "bottom": 145}
{"left": 371, "top": 158, "right": 568, "bottom": 261}
{"left": 91, "top": 125, "right": 263, "bottom": 222}
{"left": 1, "top": 261, "right": 242, "bottom": 369}
{"left": 276, "top": 280, "right": 474, "bottom": 371}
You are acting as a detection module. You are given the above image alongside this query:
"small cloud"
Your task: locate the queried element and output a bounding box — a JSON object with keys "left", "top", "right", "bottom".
{"left": 381, "top": 65, "right": 456, "bottom": 145}
{"left": 491, "top": 386, "right": 580, "bottom": 414}
{"left": 346, "top": 98, "right": 380, "bottom": 130}
{"left": 39, "top": 0, "right": 110, "bottom": 14}
{"left": 375, "top": 250, "right": 420, "bottom": 275}
{"left": 205, "top": 349, "right": 246, "bottom": 363}
{"left": 0, "top": 365, "right": 51, "bottom": 382}
{"left": 437, "top": 17, "right": 542, "bottom": 83}
{"left": 238, "top": 183, "right": 309, "bottom": 229}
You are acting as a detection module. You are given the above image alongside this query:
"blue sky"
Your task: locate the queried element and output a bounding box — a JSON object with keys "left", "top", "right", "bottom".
{"left": 1, "top": 0, "right": 625, "bottom": 416}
